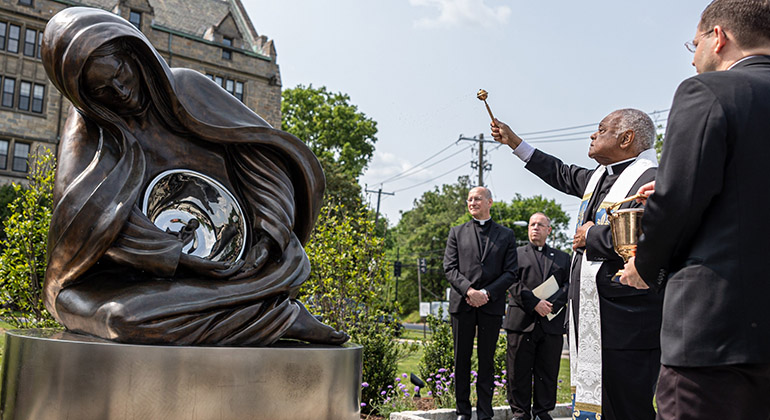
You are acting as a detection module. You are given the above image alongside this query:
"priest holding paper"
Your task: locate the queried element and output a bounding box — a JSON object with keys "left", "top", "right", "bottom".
{"left": 503, "top": 212, "right": 570, "bottom": 420}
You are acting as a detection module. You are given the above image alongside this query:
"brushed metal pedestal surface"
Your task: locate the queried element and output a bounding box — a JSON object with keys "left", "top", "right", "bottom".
{"left": 0, "top": 330, "right": 362, "bottom": 420}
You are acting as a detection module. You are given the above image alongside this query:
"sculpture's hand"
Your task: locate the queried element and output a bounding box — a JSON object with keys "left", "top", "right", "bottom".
{"left": 179, "top": 253, "right": 245, "bottom": 278}
{"left": 229, "top": 235, "right": 272, "bottom": 281}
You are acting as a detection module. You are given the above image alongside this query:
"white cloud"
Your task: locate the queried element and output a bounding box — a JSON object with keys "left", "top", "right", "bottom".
{"left": 362, "top": 151, "right": 434, "bottom": 185}
{"left": 409, "top": 0, "right": 511, "bottom": 29}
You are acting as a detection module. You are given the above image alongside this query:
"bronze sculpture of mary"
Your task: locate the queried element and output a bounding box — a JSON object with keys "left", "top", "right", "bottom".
{"left": 41, "top": 7, "right": 347, "bottom": 346}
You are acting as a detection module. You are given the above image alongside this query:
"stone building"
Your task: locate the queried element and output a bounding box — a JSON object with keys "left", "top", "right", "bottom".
{"left": 0, "top": 0, "right": 281, "bottom": 185}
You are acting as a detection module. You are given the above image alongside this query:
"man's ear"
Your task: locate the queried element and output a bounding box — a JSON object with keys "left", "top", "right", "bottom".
{"left": 618, "top": 130, "right": 635, "bottom": 149}
{"left": 713, "top": 25, "right": 728, "bottom": 53}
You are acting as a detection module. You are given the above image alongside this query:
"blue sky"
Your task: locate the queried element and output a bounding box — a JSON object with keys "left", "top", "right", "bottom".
{"left": 242, "top": 0, "right": 709, "bottom": 227}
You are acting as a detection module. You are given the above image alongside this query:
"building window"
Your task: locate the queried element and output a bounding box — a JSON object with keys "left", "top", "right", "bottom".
{"left": 235, "top": 81, "right": 244, "bottom": 101}
{"left": 129, "top": 11, "right": 141, "bottom": 30}
{"left": 18, "top": 0, "right": 33, "bottom": 6}
{"left": 18, "top": 81, "right": 30, "bottom": 111}
{"left": 37, "top": 31, "right": 42, "bottom": 59}
{"left": 12, "top": 142, "right": 29, "bottom": 173}
{"left": 7, "top": 24, "right": 20, "bottom": 53}
{"left": 205, "top": 73, "right": 245, "bottom": 103}
{"left": 0, "top": 140, "right": 7, "bottom": 170}
{"left": 0, "top": 22, "right": 6, "bottom": 51}
{"left": 2, "top": 78, "right": 15, "bottom": 108}
{"left": 222, "top": 37, "right": 232, "bottom": 60}
{"left": 31, "top": 84, "right": 44, "bottom": 113}
{"left": 23, "top": 28, "right": 36, "bottom": 57}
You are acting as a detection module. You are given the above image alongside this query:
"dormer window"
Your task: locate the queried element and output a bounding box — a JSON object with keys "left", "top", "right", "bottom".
{"left": 222, "top": 37, "right": 232, "bottom": 60}
{"left": 18, "top": 0, "right": 33, "bottom": 6}
{"left": 129, "top": 11, "right": 141, "bottom": 30}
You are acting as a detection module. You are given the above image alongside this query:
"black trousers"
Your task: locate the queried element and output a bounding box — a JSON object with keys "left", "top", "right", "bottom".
{"left": 601, "top": 348, "right": 660, "bottom": 420}
{"left": 656, "top": 363, "right": 770, "bottom": 420}
{"left": 451, "top": 309, "right": 503, "bottom": 420}
{"left": 506, "top": 323, "right": 562, "bottom": 420}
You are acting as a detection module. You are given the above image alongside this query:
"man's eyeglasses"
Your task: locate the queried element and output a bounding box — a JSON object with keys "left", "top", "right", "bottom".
{"left": 685, "top": 28, "right": 714, "bottom": 53}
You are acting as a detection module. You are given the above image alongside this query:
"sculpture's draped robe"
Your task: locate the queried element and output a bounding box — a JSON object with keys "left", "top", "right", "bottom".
{"left": 41, "top": 7, "right": 324, "bottom": 345}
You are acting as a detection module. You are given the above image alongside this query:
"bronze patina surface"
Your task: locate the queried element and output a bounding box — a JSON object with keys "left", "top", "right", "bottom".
{"left": 41, "top": 7, "right": 346, "bottom": 346}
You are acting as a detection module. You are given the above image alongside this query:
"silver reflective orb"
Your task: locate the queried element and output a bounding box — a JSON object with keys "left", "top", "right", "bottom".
{"left": 142, "top": 169, "right": 246, "bottom": 263}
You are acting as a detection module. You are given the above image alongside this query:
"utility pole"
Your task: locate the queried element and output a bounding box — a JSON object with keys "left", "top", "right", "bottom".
{"left": 365, "top": 186, "right": 394, "bottom": 228}
{"left": 458, "top": 133, "right": 495, "bottom": 186}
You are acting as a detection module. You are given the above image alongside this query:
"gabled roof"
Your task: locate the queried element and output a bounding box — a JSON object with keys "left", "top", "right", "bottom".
{"left": 62, "top": 0, "right": 269, "bottom": 57}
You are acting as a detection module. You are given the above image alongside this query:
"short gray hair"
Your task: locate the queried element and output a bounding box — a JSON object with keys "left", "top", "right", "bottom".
{"left": 614, "top": 109, "right": 656, "bottom": 152}
{"left": 471, "top": 186, "right": 492, "bottom": 200}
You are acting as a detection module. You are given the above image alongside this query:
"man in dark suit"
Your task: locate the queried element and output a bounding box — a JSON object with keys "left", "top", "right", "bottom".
{"left": 490, "top": 108, "right": 662, "bottom": 420}
{"left": 504, "top": 212, "right": 570, "bottom": 420}
{"left": 620, "top": 1, "right": 770, "bottom": 418}
{"left": 444, "top": 186, "right": 518, "bottom": 420}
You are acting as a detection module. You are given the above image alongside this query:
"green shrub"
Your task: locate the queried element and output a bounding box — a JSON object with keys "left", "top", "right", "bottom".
{"left": 419, "top": 311, "right": 454, "bottom": 395}
{"left": 0, "top": 148, "right": 59, "bottom": 328}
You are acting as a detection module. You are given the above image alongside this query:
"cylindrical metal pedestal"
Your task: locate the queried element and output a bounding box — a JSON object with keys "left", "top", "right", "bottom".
{"left": 0, "top": 330, "right": 362, "bottom": 420}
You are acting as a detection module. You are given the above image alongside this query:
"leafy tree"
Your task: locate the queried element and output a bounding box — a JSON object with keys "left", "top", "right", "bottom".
{"left": 301, "top": 203, "right": 408, "bottom": 414}
{"left": 389, "top": 177, "right": 571, "bottom": 314}
{"left": 0, "top": 184, "right": 22, "bottom": 246}
{"left": 301, "top": 203, "right": 390, "bottom": 329}
{"left": 0, "top": 148, "right": 59, "bottom": 328}
{"left": 388, "top": 176, "right": 473, "bottom": 314}
{"left": 655, "top": 125, "right": 665, "bottom": 159}
{"left": 281, "top": 84, "right": 378, "bottom": 209}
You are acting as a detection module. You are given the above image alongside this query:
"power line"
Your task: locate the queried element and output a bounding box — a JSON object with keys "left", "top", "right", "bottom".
{"left": 373, "top": 108, "right": 671, "bottom": 192}
{"left": 373, "top": 140, "right": 459, "bottom": 185}
{"left": 380, "top": 145, "right": 472, "bottom": 185}
{"left": 392, "top": 161, "right": 471, "bottom": 193}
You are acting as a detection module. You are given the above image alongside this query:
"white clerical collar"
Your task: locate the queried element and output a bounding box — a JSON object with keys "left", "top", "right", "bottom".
{"left": 605, "top": 156, "right": 636, "bottom": 175}
{"left": 473, "top": 217, "right": 491, "bottom": 226}
{"left": 728, "top": 55, "right": 761, "bottom": 70}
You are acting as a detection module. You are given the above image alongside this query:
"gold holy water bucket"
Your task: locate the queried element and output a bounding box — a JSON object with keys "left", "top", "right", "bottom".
{"left": 607, "top": 194, "right": 645, "bottom": 278}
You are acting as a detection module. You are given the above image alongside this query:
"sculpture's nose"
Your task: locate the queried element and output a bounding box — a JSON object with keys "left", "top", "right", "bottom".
{"left": 112, "top": 78, "right": 129, "bottom": 99}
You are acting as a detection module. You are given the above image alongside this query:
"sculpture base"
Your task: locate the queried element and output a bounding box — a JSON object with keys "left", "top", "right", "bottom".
{"left": 0, "top": 329, "right": 362, "bottom": 420}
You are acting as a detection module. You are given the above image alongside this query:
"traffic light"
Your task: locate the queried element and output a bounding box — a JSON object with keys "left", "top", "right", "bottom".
{"left": 394, "top": 261, "right": 402, "bottom": 277}
{"left": 418, "top": 258, "right": 427, "bottom": 274}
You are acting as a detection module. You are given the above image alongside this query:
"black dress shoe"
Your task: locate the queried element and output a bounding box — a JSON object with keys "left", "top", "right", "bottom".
{"left": 456, "top": 415, "right": 471, "bottom": 420}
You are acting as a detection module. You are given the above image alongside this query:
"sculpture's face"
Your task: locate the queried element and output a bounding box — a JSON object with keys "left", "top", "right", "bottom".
{"left": 82, "top": 51, "right": 145, "bottom": 115}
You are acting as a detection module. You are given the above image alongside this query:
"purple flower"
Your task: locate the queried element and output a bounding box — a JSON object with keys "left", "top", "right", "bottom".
{"left": 414, "top": 386, "right": 420, "bottom": 393}
{"left": 361, "top": 382, "right": 369, "bottom": 388}
{"left": 438, "top": 368, "right": 447, "bottom": 373}
{"left": 427, "top": 391, "right": 432, "bottom": 396}
{"left": 388, "top": 385, "right": 393, "bottom": 389}
{"left": 402, "top": 373, "right": 408, "bottom": 378}
{"left": 404, "top": 393, "right": 410, "bottom": 397}
{"left": 471, "top": 370, "right": 477, "bottom": 376}
{"left": 502, "top": 369, "right": 507, "bottom": 375}
{"left": 361, "top": 402, "right": 366, "bottom": 407}
{"left": 395, "top": 377, "right": 401, "bottom": 382}
{"left": 450, "top": 373, "right": 455, "bottom": 378}
{"left": 381, "top": 391, "right": 387, "bottom": 396}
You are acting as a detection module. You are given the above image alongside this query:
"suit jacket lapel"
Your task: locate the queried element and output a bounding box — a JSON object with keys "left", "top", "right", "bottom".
{"left": 462, "top": 222, "right": 480, "bottom": 261}
{"left": 480, "top": 222, "right": 499, "bottom": 262}
{"left": 542, "top": 245, "right": 554, "bottom": 281}
{"left": 523, "top": 245, "right": 544, "bottom": 281}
